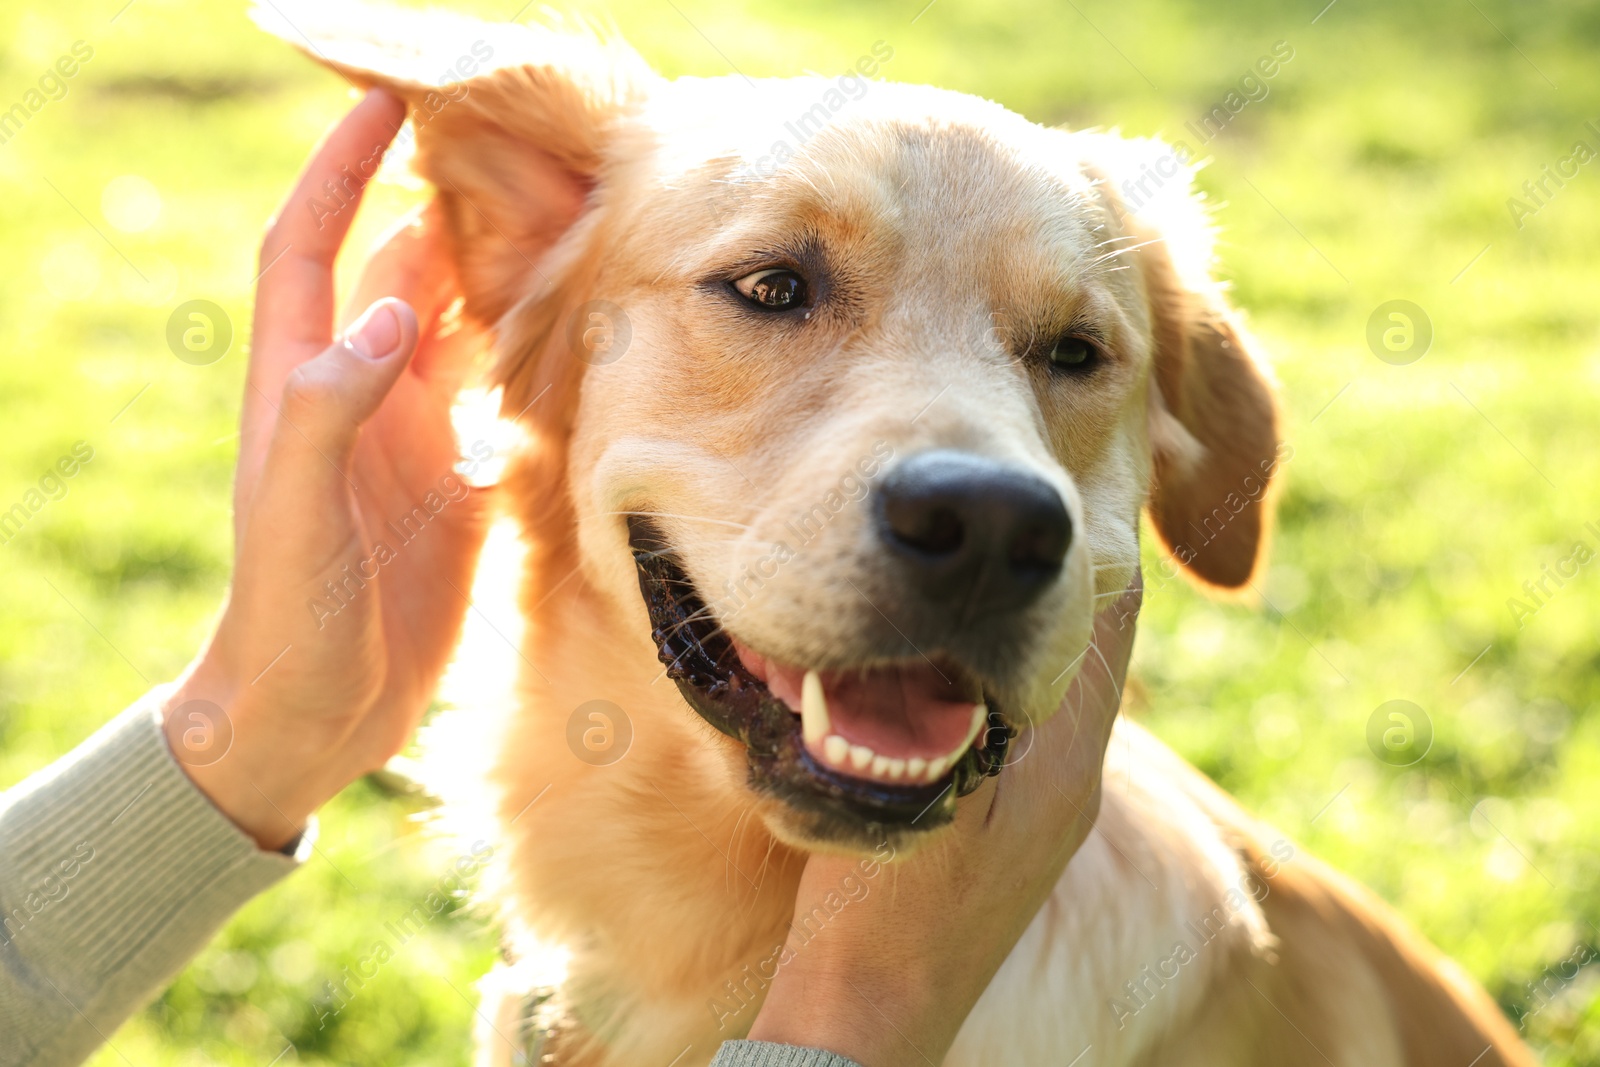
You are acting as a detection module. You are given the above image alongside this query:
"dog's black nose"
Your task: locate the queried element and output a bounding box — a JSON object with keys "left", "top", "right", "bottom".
{"left": 876, "top": 450, "right": 1071, "bottom": 612}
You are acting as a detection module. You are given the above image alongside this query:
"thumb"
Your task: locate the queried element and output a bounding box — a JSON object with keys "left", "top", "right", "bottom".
{"left": 275, "top": 298, "right": 420, "bottom": 457}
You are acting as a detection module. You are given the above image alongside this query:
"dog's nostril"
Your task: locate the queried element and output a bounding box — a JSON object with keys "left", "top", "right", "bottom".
{"left": 1009, "top": 515, "right": 1071, "bottom": 573}
{"left": 885, "top": 500, "right": 965, "bottom": 556}
{"left": 876, "top": 450, "right": 1072, "bottom": 612}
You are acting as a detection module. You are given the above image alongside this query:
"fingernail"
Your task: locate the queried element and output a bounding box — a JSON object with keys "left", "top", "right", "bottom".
{"left": 346, "top": 303, "right": 402, "bottom": 360}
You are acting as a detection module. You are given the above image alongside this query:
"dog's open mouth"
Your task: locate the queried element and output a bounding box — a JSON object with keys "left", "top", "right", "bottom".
{"left": 629, "top": 518, "right": 1013, "bottom": 839}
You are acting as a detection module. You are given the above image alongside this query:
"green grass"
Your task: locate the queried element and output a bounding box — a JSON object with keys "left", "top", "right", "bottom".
{"left": 2, "top": 0, "right": 1597, "bottom": 1062}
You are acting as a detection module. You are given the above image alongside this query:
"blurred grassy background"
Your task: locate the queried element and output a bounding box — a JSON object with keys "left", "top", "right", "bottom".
{"left": 1, "top": 0, "right": 1597, "bottom": 1062}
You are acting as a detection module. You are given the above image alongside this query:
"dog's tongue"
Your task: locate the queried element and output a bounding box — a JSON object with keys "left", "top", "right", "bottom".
{"left": 733, "top": 641, "right": 981, "bottom": 780}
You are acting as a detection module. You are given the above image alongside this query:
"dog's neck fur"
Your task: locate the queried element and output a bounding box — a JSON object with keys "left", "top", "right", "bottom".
{"left": 472, "top": 447, "right": 807, "bottom": 1061}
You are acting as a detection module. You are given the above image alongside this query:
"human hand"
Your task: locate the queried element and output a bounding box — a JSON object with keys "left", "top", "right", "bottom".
{"left": 747, "top": 576, "right": 1142, "bottom": 1066}
{"left": 161, "top": 90, "right": 507, "bottom": 849}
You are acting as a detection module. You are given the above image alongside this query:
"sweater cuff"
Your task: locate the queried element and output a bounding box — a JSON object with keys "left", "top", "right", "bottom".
{"left": 711, "top": 1041, "right": 866, "bottom": 1067}
{"left": 0, "top": 689, "right": 312, "bottom": 1064}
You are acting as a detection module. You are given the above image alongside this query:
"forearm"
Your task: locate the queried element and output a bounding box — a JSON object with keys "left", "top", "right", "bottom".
{"left": 0, "top": 690, "right": 306, "bottom": 1066}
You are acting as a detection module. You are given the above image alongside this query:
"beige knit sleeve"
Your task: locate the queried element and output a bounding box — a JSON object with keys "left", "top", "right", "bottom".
{"left": 710, "top": 1041, "right": 866, "bottom": 1067}
{"left": 0, "top": 691, "right": 310, "bottom": 1066}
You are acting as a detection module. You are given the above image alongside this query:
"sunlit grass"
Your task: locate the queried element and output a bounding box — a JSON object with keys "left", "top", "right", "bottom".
{"left": 1, "top": 0, "right": 1596, "bottom": 1062}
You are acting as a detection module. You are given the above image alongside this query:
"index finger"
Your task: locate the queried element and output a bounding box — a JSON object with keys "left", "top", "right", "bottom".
{"left": 239, "top": 90, "right": 407, "bottom": 505}
{"left": 250, "top": 89, "right": 407, "bottom": 383}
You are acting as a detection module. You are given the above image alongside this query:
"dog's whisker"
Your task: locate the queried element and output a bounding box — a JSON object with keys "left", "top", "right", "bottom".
{"left": 657, "top": 606, "right": 722, "bottom": 645}
{"left": 753, "top": 833, "right": 779, "bottom": 892}
{"left": 696, "top": 625, "right": 729, "bottom": 648}
{"left": 1086, "top": 238, "right": 1160, "bottom": 270}
{"left": 610, "top": 509, "right": 754, "bottom": 532}
{"left": 1087, "top": 639, "right": 1123, "bottom": 706}
{"left": 696, "top": 538, "right": 790, "bottom": 549}
{"left": 1087, "top": 237, "right": 1160, "bottom": 259}
{"left": 725, "top": 805, "right": 753, "bottom": 900}
{"left": 1090, "top": 233, "right": 1144, "bottom": 250}
{"left": 657, "top": 602, "right": 718, "bottom": 631}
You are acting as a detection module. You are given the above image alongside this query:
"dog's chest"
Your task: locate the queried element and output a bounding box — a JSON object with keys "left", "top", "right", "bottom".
{"left": 592, "top": 728, "right": 1265, "bottom": 1067}
{"left": 947, "top": 726, "right": 1272, "bottom": 1067}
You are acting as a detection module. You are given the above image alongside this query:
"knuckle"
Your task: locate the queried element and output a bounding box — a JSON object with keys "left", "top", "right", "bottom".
{"left": 280, "top": 364, "right": 339, "bottom": 422}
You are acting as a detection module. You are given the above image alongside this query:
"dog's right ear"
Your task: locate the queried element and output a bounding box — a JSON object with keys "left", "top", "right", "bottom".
{"left": 254, "top": 1, "right": 654, "bottom": 411}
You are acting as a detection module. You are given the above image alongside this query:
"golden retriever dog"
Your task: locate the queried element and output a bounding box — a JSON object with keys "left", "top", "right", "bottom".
{"left": 260, "top": 4, "right": 1537, "bottom": 1064}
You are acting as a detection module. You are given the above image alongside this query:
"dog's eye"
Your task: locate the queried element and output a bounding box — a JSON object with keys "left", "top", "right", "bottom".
{"left": 1047, "top": 336, "right": 1099, "bottom": 373}
{"left": 732, "top": 268, "right": 808, "bottom": 311}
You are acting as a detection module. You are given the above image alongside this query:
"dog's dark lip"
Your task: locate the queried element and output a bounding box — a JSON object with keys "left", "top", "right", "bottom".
{"left": 627, "top": 517, "right": 1014, "bottom": 839}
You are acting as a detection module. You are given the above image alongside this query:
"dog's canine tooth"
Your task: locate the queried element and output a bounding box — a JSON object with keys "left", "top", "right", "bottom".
{"left": 906, "top": 756, "right": 927, "bottom": 779}
{"left": 801, "top": 669, "right": 831, "bottom": 745}
{"left": 849, "top": 744, "right": 874, "bottom": 770}
{"left": 963, "top": 703, "right": 988, "bottom": 752}
{"left": 887, "top": 758, "right": 906, "bottom": 780}
{"left": 871, "top": 754, "right": 891, "bottom": 777}
{"left": 823, "top": 734, "right": 850, "bottom": 766}
{"left": 926, "top": 755, "right": 949, "bottom": 782}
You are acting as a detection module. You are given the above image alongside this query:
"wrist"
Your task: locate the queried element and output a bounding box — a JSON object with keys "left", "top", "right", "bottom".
{"left": 159, "top": 660, "right": 330, "bottom": 850}
{"left": 749, "top": 955, "right": 947, "bottom": 1067}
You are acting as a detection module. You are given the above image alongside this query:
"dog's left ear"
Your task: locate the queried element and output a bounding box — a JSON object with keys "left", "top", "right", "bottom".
{"left": 1081, "top": 135, "right": 1283, "bottom": 589}
{"left": 254, "top": 1, "right": 655, "bottom": 415}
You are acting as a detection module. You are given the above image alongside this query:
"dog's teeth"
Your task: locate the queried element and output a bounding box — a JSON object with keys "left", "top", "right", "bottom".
{"left": 801, "top": 669, "right": 831, "bottom": 745}
{"left": 964, "top": 704, "right": 988, "bottom": 750}
{"left": 813, "top": 702, "right": 989, "bottom": 784}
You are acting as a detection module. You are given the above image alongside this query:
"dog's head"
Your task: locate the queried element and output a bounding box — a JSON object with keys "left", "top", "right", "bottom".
{"left": 267, "top": 4, "right": 1280, "bottom": 849}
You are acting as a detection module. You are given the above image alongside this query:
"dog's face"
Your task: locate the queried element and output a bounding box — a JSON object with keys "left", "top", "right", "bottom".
{"left": 577, "top": 82, "right": 1126, "bottom": 845}
{"left": 282, "top": 8, "right": 1279, "bottom": 849}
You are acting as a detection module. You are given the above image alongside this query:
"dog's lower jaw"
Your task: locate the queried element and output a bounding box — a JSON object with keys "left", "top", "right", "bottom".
{"left": 631, "top": 526, "right": 1017, "bottom": 846}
